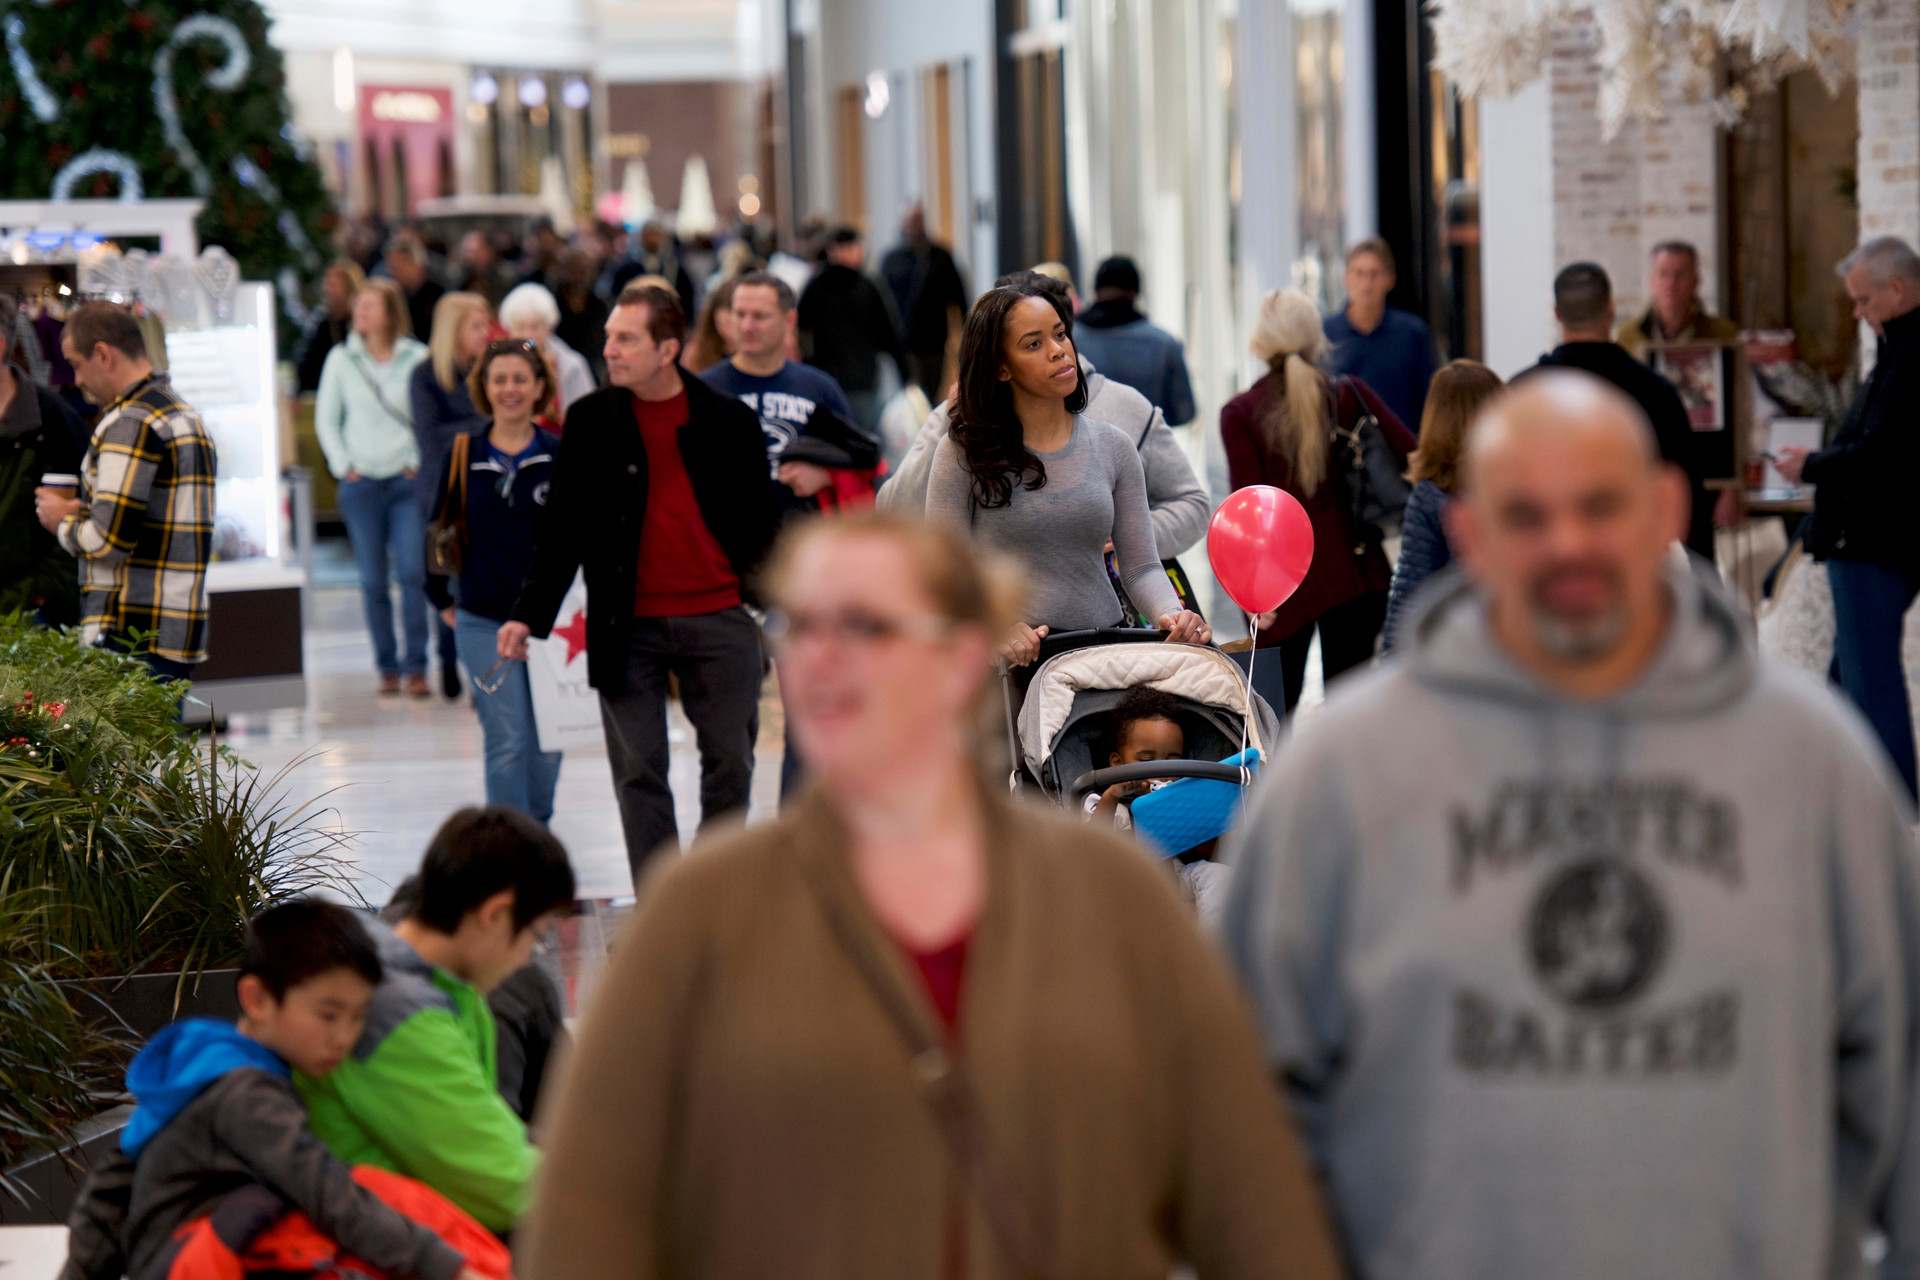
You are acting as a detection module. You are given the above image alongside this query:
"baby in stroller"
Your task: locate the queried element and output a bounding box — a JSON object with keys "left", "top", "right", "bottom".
{"left": 1081, "top": 686, "right": 1234, "bottom": 923}
{"left": 1083, "top": 688, "right": 1188, "bottom": 825}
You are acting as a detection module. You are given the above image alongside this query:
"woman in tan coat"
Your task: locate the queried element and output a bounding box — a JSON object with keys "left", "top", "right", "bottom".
{"left": 521, "top": 512, "right": 1340, "bottom": 1280}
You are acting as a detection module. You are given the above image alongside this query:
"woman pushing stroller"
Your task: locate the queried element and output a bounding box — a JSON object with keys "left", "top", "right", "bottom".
{"left": 925, "top": 277, "right": 1210, "bottom": 665}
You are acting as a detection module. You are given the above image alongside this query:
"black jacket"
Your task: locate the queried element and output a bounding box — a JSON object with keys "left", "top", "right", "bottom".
{"left": 62, "top": 1069, "right": 463, "bottom": 1280}
{"left": 1804, "top": 307, "right": 1920, "bottom": 573}
{"left": 509, "top": 370, "right": 780, "bottom": 693}
{"left": 0, "top": 379, "right": 85, "bottom": 622}
{"left": 797, "top": 264, "right": 905, "bottom": 393}
{"left": 1517, "top": 341, "right": 1715, "bottom": 558}
{"left": 427, "top": 424, "right": 560, "bottom": 622}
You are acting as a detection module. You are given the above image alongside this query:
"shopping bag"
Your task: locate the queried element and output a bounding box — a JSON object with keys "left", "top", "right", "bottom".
{"left": 526, "top": 572, "right": 604, "bottom": 753}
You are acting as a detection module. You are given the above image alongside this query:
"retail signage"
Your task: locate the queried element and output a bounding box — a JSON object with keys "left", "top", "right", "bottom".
{"left": 369, "top": 90, "right": 443, "bottom": 123}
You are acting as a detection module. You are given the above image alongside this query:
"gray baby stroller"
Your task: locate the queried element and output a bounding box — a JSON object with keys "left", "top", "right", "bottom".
{"left": 1001, "top": 627, "right": 1281, "bottom": 859}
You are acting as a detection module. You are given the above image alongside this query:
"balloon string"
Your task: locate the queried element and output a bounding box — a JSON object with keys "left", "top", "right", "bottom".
{"left": 1240, "top": 613, "right": 1257, "bottom": 764}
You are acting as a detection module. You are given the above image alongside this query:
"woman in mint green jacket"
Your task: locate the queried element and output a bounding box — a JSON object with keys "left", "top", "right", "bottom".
{"left": 316, "top": 278, "right": 432, "bottom": 695}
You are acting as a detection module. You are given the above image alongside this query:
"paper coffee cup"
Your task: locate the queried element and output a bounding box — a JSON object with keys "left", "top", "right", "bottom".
{"left": 40, "top": 473, "right": 79, "bottom": 495}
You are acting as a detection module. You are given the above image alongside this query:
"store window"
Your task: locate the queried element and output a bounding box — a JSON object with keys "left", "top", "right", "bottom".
{"left": 1428, "top": 70, "right": 1481, "bottom": 361}
{"left": 1292, "top": 0, "right": 1344, "bottom": 311}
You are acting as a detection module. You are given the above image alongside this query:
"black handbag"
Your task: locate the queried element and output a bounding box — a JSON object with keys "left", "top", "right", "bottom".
{"left": 1329, "top": 376, "right": 1411, "bottom": 553}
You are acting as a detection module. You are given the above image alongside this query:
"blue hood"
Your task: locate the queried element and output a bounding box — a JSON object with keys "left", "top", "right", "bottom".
{"left": 121, "top": 1019, "right": 288, "bottom": 1156}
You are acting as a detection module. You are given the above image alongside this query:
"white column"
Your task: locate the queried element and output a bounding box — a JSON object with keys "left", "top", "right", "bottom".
{"left": 1477, "top": 78, "right": 1556, "bottom": 378}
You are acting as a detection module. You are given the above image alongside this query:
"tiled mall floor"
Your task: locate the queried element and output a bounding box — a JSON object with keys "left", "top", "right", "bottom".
{"left": 215, "top": 542, "right": 785, "bottom": 907}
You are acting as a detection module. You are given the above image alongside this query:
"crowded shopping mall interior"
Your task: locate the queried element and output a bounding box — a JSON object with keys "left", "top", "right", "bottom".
{"left": 7, "top": 0, "right": 1920, "bottom": 1276}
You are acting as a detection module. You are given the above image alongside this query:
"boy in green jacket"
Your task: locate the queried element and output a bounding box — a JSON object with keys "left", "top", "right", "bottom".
{"left": 299, "top": 808, "right": 575, "bottom": 1233}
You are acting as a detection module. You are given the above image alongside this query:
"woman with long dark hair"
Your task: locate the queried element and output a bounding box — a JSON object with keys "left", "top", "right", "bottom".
{"left": 925, "top": 281, "right": 1209, "bottom": 665}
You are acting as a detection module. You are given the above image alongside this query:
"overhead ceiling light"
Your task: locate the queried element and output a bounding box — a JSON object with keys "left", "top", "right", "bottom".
{"left": 561, "top": 77, "right": 590, "bottom": 110}
{"left": 469, "top": 72, "right": 498, "bottom": 105}
{"left": 518, "top": 75, "right": 547, "bottom": 108}
{"left": 863, "top": 71, "right": 889, "bottom": 119}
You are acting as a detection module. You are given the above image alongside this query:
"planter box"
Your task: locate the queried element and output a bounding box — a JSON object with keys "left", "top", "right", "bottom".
{"left": 2, "top": 970, "right": 240, "bottom": 1226}
{"left": 0, "top": 1105, "right": 131, "bottom": 1226}
{"left": 59, "top": 969, "right": 240, "bottom": 1040}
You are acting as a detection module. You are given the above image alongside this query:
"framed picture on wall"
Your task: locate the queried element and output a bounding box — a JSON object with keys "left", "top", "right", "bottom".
{"left": 1648, "top": 342, "right": 1730, "bottom": 433}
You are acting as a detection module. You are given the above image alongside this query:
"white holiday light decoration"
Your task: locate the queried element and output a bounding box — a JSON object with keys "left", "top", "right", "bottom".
{"left": 1431, "top": 0, "right": 1858, "bottom": 137}
{"left": 152, "top": 14, "right": 251, "bottom": 196}
{"left": 5, "top": 13, "right": 59, "bottom": 122}
{"left": 51, "top": 148, "right": 144, "bottom": 202}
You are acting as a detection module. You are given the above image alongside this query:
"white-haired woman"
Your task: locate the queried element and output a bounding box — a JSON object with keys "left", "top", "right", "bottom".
{"left": 1219, "top": 289, "right": 1414, "bottom": 713}
{"left": 499, "top": 282, "right": 597, "bottom": 416}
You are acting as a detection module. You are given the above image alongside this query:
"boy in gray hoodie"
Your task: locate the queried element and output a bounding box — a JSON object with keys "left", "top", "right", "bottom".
{"left": 1223, "top": 373, "right": 1920, "bottom": 1280}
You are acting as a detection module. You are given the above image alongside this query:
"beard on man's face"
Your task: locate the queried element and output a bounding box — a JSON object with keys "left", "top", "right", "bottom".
{"left": 1523, "top": 557, "right": 1628, "bottom": 662}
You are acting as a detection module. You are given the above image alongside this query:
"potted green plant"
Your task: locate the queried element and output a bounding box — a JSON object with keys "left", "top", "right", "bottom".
{"left": 0, "top": 617, "right": 359, "bottom": 1221}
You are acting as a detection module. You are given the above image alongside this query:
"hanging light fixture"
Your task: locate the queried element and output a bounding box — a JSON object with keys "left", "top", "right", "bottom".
{"left": 561, "top": 77, "right": 591, "bottom": 110}
{"left": 518, "top": 75, "right": 547, "bottom": 109}
{"left": 1431, "top": 0, "right": 1855, "bottom": 138}
{"left": 469, "top": 72, "right": 498, "bottom": 105}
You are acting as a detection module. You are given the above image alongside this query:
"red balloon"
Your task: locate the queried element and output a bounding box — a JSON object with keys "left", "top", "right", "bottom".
{"left": 1207, "top": 486, "right": 1314, "bottom": 615}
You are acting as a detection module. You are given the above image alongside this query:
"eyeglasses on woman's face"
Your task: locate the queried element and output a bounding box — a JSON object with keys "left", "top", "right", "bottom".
{"left": 762, "top": 608, "right": 952, "bottom": 652}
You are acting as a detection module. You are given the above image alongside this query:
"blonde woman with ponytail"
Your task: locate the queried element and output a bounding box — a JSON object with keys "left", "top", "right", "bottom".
{"left": 1219, "top": 288, "right": 1415, "bottom": 712}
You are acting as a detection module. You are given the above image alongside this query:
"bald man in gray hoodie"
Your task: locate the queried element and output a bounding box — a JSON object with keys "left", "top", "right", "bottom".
{"left": 1223, "top": 372, "right": 1920, "bottom": 1280}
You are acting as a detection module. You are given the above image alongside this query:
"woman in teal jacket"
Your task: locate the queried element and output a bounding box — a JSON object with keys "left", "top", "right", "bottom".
{"left": 316, "top": 278, "right": 431, "bottom": 695}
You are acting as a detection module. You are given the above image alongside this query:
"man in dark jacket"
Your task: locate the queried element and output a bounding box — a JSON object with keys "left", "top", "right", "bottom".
{"left": 1514, "top": 262, "right": 1715, "bottom": 560}
{"left": 0, "top": 295, "right": 85, "bottom": 625}
{"left": 498, "top": 284, "right": 779, "bottom": 883}
{"left": 1776, "top": 236, "right": 1920, "bottom": 801}
{"left": 797, "top": 227, "right": 906, "bottom": 435}
{"left": 1073, "top": 255, "right": 1198, "bottom": 425}
{"left": 880, "top": 204, "right": 968, "bottom": 401}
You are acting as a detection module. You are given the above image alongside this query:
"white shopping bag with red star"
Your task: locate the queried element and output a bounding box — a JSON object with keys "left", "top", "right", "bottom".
{"left": 527, "top": 573, "right": 603, "bottom": 753}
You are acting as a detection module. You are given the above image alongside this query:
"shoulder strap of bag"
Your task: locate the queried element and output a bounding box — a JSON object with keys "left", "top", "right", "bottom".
{"left": 447, "top": 432, "right": 471, "bottom": 537}
{"left": 793, "top": 852, "right": 1049, "bottom": 1280}
{"left": 347, "top": 351, "right": 413, "bottom": 431}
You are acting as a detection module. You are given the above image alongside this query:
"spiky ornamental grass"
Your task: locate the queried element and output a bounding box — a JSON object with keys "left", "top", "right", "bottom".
{"left": 0, "top": 617, "right": 360, "bottom": 1169}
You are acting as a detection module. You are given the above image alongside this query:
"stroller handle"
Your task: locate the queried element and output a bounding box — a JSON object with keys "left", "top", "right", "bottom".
{"left": 1068, "top": 760, "right": 1254, "bottom": 803}
{"left": 1035, "top": 627, "right": 1169, "bottom": 662}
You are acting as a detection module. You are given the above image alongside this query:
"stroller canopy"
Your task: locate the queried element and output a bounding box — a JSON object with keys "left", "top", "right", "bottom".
{"left": 1015, "top": 642, "right": 1279, "bottom": 784}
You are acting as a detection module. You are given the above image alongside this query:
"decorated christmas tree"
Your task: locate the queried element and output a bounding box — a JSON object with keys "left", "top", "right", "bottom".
{"left": 0, "top": 0, "right": 334, "bottom": 327}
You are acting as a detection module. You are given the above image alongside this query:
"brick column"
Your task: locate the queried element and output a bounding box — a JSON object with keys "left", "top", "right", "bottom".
{"left": 1547, "top": 15, "right": 1724, "bottom": 318}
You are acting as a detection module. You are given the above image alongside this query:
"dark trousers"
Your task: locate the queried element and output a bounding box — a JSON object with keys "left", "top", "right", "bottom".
{"left": 598, "top": 607, "right": 763, "bottom": 885}
{"left": 1827, "top": 559, "right": 1920, "bottom": 802}
{"left": 1271, "top": 590, "right": 1388, "bottom": 716}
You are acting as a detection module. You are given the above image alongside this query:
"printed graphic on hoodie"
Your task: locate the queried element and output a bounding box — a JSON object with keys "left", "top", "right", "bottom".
{"left": 1449, "top": 778, "right": 1740, "bottom": 1079}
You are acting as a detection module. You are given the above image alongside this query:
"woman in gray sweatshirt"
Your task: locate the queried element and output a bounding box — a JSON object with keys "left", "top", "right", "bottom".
{"left": 926, "top": 280, "right": 1210, "bottom": 665}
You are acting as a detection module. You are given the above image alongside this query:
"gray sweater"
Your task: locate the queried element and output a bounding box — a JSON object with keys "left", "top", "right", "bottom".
{"left": 1221, "top": 560, "right": 1920, "bottom": 1280}
{"left": 879, "top": 366, "right": 1210, "bottom": 557}
{"left": 926, "top": 415, "right": 1179, "bottom": 630}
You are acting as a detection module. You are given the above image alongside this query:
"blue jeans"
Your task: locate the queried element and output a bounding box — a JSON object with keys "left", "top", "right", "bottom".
{"left": 1827, "top": 559, "right": 1920, "bottom": 803}
{"left": 336, "top": 475, "right": 430, "bottom": 677}
{"left": 455, "top": 608, "right": 562, "bottom": 822}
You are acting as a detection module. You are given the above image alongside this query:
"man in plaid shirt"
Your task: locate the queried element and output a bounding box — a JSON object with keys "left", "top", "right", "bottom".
{"left": 33, "top": 303, "right": 216, "bottom": 679}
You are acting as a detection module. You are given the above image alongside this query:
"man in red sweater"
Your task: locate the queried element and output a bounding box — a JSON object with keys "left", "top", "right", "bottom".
{"left": 499, "top": 285, "right": 779, "bottom": 884}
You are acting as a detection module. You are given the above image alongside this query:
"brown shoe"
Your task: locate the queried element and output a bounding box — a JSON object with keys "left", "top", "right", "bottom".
{"left": 378, "top": 674, "right": 401, "bottom": 696}
{"left": 406, "top": 674, "right": 431, "bottom": 698}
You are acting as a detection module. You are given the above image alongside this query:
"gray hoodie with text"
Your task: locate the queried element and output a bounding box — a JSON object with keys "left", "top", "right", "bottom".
{"left": 1222, "top": 562, "right": 1920, "bottom": 1280}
